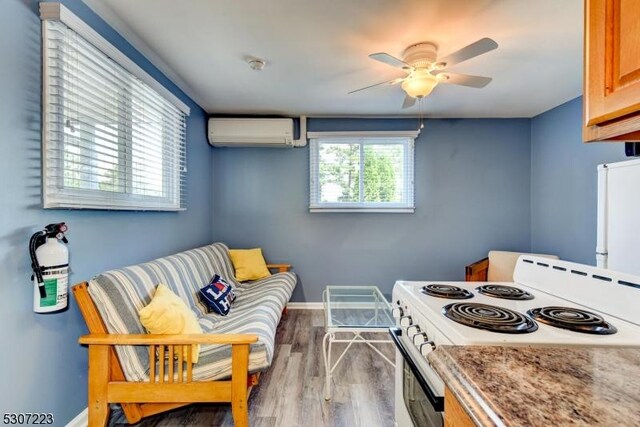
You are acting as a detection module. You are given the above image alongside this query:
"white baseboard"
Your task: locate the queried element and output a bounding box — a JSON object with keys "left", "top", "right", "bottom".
{"left": 65, "top": 408, "right": 87, "bottom": 427}
{"left": 286, "top": 302, "right": 323, "bottom": 309}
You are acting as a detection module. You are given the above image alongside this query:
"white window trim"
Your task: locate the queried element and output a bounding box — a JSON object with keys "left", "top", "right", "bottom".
{"left": 39, "top": 3, "right": 190, "bottom": 115}
{"left": 309, "top": 130, "right": 417, "bottom": 213}
{"left": 307, "top": 131, "right": 419, "bottom": 139}
{"left": 40, "top": 3, "right": 188, "bottom": 211}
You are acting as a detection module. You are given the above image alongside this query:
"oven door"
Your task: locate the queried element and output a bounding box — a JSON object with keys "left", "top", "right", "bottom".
{"left": 390, "top": 327, "right": 444, "bottom": 427}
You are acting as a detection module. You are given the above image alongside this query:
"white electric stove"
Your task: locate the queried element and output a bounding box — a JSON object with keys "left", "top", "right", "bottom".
{"left": 390, "top": 255, "right": 640, "bottom": 427}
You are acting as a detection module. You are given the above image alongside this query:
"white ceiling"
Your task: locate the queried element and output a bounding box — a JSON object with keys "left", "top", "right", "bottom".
{"left": 84, "top": 0, "right": 584, "bottom": 118}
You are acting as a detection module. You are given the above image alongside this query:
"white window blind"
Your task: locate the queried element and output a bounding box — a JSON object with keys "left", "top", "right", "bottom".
{"left": 309, "top": 132, "right": 416, "bottom": 213}
{"left": 41, "top": 15, "right": 188, "bottom": 211}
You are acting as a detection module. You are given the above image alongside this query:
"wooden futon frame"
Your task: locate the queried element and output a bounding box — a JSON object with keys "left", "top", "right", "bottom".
{"left": 465, "top": 257, "right": 489, "bottom": 281}
{"left": 73, "top": 264, "right": 291, "bottom": 427}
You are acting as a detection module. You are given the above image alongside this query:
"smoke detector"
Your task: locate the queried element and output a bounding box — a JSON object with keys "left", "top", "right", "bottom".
{"left": 248, "top": 58, "right": 266, "bottom": 71}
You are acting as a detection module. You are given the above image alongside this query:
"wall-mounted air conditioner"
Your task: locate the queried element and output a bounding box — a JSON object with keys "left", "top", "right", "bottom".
{"left": 207, "top": 117, "right": 307, "bottom": 148}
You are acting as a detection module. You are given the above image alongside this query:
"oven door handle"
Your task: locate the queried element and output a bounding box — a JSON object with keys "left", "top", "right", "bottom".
{"left": 389, "top": 327, "right": 444, "bottom": 412}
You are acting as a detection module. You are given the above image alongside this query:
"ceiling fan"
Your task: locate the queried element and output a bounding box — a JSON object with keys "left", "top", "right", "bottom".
{"left": 349, "top": 38, "right": 498, "bottom": 108}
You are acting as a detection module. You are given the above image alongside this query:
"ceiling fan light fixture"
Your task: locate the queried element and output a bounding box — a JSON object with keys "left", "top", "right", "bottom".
{"left": 401, "top": 70, "right": 438, "bottom": 98}
{"left": 350, "top": 37, "right": 497, "bottom": 106}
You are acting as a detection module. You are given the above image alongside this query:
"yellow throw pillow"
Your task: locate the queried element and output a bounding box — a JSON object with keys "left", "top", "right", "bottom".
{"left": 139, "top": 284, "right": 202, "bottom": 363}
{"left": 229, "top": 248, "right": 272, "bottom": 282}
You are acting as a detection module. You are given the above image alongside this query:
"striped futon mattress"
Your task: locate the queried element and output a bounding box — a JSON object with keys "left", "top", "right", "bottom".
{"left": 87, "top": 242, "right": 297, "bottom": 382}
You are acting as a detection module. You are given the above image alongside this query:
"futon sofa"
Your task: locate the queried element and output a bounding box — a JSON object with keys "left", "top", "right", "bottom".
{"left": 73, "top": 242, "right": 296, "bottom": 427}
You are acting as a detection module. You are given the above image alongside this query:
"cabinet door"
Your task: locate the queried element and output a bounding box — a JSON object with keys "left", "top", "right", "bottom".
{"left": 585, "top": 0, "right": 640, "bottom": 127}
{"left": 444, "top": 388, "right": 475, "bottom": 427}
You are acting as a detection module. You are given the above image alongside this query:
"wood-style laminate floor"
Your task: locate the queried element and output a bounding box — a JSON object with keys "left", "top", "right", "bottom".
{"left": 109, "top": 309, "right": 395, "bottom": 426}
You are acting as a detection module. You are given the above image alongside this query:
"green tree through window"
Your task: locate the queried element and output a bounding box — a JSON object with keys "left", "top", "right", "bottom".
{"left": 318, "top": 142, "right": 402, "bottom": 204}
{"left": 364, "top": 146, "right": 399, "bottom": 202}
{"left": 318, "top": 143, "right": 359, "bottom": 202}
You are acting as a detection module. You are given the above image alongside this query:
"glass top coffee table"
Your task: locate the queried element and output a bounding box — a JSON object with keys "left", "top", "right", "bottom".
{"left": 322, "top": 286, "right": 395, "bottom": 400}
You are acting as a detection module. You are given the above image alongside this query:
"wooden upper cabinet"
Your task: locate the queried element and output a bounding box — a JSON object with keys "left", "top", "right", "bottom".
{"left": 584, "top": 0, "right": 640, "bottom": 142}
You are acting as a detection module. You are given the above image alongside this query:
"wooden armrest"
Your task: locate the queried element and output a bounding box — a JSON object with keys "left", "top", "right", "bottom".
{"left": 465, "top": 257, "right": 489, "bottom": 282}
{"left": 266, "top": 263, "right": 291, "bottom": 273}
{"left": 79, "top": 333, "right": 258, "bottom": 346}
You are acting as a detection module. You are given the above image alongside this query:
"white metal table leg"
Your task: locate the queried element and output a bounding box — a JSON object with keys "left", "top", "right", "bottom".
{"left": 374, "top": 292, "right": 379, "bottom": 322}
{"left": 322, "top": 331, "right": 333, "bottom": 400}
{"left": 322, "top": 288, "right": 328, "bottom": 331}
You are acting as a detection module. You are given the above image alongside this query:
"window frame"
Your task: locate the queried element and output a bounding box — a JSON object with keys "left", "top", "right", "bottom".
{"left": 40, "top": 3, "right": 190, "bottom": 211}
{"left": 308, "top": 131, "right": 417, "bottom": 213}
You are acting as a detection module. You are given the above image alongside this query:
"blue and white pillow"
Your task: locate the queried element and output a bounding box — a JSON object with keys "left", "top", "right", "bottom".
{"left": 198, "top": 275, "right": 236, "bottom": 316}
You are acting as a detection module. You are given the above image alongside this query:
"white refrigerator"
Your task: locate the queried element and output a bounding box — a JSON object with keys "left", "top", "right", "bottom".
{"left": 597, "top": 158, "right": 640, "bottom": 276}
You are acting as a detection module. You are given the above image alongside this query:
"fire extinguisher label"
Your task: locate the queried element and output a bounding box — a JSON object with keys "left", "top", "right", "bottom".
{"left": 39, "top": 271, "right": 68, "bottom": 308}
{"left": 41, "top": 279, "right": 58, "bottom": 307}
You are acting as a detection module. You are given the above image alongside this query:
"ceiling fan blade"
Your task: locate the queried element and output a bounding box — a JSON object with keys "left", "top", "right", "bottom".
{"left": 402, "top": 95, "right": 416, "bottom": 109}
{"left": 369, "top": 53, "right": 412, "bottom": 69}
{"left": 348, "top": 78, "right": 404, "bottom": 94}
{"left": 437, "top": 72, "right": 492, "bottom": 88}
{"left": 436, "top": 38, "right": 498, "bottom": 68}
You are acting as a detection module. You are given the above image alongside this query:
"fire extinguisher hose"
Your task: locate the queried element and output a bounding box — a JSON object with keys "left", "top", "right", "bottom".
{"left": 29, "top": 231, "right": 47, "bottom": 298}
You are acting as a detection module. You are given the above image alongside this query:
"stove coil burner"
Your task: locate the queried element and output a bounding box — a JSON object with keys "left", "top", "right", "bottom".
{"left": 443, "top": 303, "right": 538, "bottom": 334}
{"left": 527, "top": 306, "right": 617, "bottom": 335}
{"left": 475, "top": 284, "right": 534, "bottom": 300}
{"left": 421, "top": 284, "right": 473, "bottom": 300}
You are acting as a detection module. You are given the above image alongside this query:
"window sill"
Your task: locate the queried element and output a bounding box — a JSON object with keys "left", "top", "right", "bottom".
{"left": 309, "top": 208, "right": 415, "bottom": 213}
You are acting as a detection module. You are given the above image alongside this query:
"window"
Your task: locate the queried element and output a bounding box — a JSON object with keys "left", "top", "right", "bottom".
{"left": 41, "top": 4, "right": 190, "bottom": 210}
{"left": 309, "top": 131, "right": 417, "bottom": 212}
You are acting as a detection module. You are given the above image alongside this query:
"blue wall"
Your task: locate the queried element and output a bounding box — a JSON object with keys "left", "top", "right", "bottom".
{"left": 530, "top": 97, "right": 626, "bottom": 264}
{"left": 0, "top": 0, "right": 212, "bottom": 423}
{"left": 212, "top": 118, "right": 532, "bottom": 302}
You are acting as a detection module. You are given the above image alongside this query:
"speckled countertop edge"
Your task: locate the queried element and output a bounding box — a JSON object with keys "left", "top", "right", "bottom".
{"left": 428, "top": 345, "right": 640, "bottom": 427}
{"left": 428, "top": 347, "right": 505, "bottom": 427}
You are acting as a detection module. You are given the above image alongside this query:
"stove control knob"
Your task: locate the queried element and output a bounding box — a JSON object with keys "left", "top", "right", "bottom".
{"left": 407, "top": 325, "right": 421, "bottom": 336}
{"left": 400, "top": 316, "right": 413, "bottom": 327}
{"left": 420, "top": 341, "right": 436, "bottom": 356}
{"left": 413, "top": 332, "right": 428, "bottom": 346}
{"left": 392, "top": 307, "right": 404, "bottom": 319}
